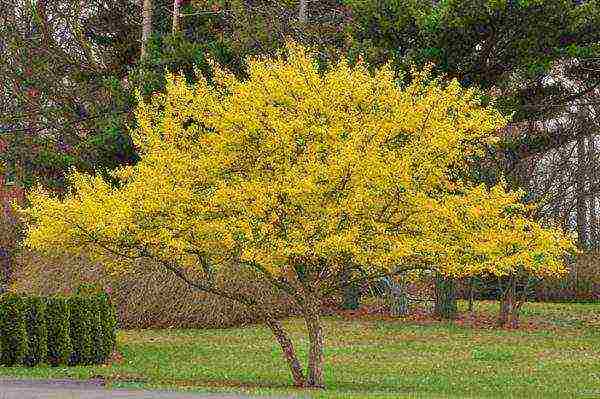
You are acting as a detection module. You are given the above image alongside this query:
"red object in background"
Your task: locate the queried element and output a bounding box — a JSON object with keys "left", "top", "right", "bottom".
{"left": 26, "top": 87, "right": 40, "bottom": 99}
{"left": 0, "top": 175, "right": 25, "bottom": 219}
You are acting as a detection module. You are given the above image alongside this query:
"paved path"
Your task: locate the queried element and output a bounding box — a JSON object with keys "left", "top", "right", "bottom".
{"left": 0, "top": 379, "right": 300, "bottom": 399}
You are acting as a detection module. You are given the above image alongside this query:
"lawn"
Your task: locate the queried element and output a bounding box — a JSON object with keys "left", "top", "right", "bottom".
{"left": 1, "top": 300, "right": 599, "bottom": 399}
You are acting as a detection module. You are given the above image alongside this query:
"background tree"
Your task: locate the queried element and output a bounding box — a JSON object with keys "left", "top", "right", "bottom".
{"left": 142, "top": 0, "right": 154, "bottom": 58}
{"left": 0, "top": 0, "right": 141, "bottom": 192}
{"left": 0, "top": 0, "right": 353, "bottom": 192}
{"left": 345, "top": 0, "right": 600, "bottom": 230}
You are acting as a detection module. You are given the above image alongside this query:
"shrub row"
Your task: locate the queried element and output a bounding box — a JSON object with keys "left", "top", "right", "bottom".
{"left": 0, "top": 290, "right": 117, "bottom": 367}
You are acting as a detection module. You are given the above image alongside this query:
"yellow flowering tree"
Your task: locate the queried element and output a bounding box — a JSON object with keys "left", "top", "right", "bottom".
{"left": 21, "top": 42, "right": 576, "bottom": 388}
{"left": 413, "top": 183, "right": 577, "bottom": 326}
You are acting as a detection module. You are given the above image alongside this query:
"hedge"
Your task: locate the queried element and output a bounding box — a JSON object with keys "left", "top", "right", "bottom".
{"left": 45, "top": 296, "right": 72, "bottom": 366}
{"left": 0, "top": 293, "right": 28, "bottom": 366}
{"left": 24, "top": 296, "right": 47, "bottom": 367}
{"left": 0, "top": 291, "right": 117, "bottom": 367}
{"left": 68, "top": 295, "right": 93, "bottom": 366}
{"left": 96, "top": 292, "right": 118, "bottom": 364}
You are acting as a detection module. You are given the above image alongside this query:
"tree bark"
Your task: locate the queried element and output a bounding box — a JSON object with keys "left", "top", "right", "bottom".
{"left": 497, "top": 276, "right": 523, "bottom": 328}
{"left": 468, "top": 277, "right": 475, "bottom": 313}
{"left": 381, "top": 276, "right": 409, "bottom": 316}
{"left": 340, "top": 266, "right": 360, "bottom": 310}
{"left": 172, "top": 0, "right": 180, "bottom": 34}
{"left": 264, "top": 317, "right": 306, "bottom": 387}
{"left": 298, "top": 0, "right": 308, "bottom": 23}
{"left": 34, "top": 0, "right": 51, "bottom": 47}
{"left": 141, "top": 0, "right": 153, "bottom": 60}
{"left": 497, "top": 289, "right": 510, "bottom": 327}
{"left": 576, "top": 135, "right": 589, "bottom": 248}
{"left": 587, "top": 135, "right": 598, "bottom": 248}
{"left": 434, "top": 275, "right": 457, "bottom": 319}
{"left": 303, "top": 296, "right": 325, "bottom": 388}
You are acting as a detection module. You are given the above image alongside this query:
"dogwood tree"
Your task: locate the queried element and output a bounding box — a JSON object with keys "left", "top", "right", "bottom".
{"left": 21, "top": 42, "right": 576, "bottom": 388}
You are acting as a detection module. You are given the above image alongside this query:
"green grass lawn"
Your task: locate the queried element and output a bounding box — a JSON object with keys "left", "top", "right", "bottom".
{"left": 1, "top": 300, "right": 599, "bottom": 398}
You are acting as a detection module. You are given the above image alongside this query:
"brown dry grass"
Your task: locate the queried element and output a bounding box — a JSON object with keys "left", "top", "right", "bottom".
{"left": 11, "top": 250, "right": 299, "bottom": 329}
{"left": 536, "top": 250, "right": 600, "bottom": 301}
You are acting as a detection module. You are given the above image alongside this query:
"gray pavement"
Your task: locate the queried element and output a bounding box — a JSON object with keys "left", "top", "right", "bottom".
{"left": 0, "top": 379, "right": 300, "bottom": 399}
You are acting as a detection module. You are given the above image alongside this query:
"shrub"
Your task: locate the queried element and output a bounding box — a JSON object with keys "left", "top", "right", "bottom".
{"left": 96, "top": 292, "right": 117, "bottom": 362}
{"left": 75, "top": 283, "right": 105, "bottom": 363}
{"left": 24, "top": 296, "right": 47, "bottom": 366}
{"left": 74, "top": 284, "right": 117, "bottom": 363}
{"left": 68, "top": 295, "right": 93, "bottom": 365}
{"left": 45, "top": 296, "right": 72, "bottom": 366}
{"left": 0, "top": 293, "right": 29, "bottom": 366}
{"left": 75, "top": 284, "right": 117, "bottom": 363}
{"left": 83, "top": 291, "right": 117, "bottom": 364}
{"left": 87, "top": 294, "right": 104, "bottom": 364}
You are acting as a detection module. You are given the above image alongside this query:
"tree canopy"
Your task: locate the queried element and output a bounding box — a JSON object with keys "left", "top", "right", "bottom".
{"left": 22, "top": 42, "right": 574, "bottom": 277}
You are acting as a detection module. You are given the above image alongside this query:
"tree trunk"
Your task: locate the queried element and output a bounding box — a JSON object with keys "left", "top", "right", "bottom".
{"left": 141, "top": 0, "right": 153, "bottom": 60}
{"left": 590, "top": 197, "right": 598, "bottom": 250}
{"left": 303, "top": 298, "right": 325, "bottom": 388}
{"left": 497, "top": 293, "right": 510, "bottom": 327}
{"left": 587, "top": 135, "right": 598, "bottom": 249}
{"left": 434, "top": 275, "right": 457, "bottom": 319}
{"left": 497, "top": 276, "right": 522, "bottom": 328}
{"left": 576, "top": 135, "right": 589, "bottom": 248}
{"left": 340, "top": 266, "right": 360, "bottom": 310}
{"left": 468, "top": 277, "right": 475, "bottom": 313}
{"left": 159, "top": 259, "right": 310, "bottom": 388}
{"left": 264, "top": 317, "right": 306, "bottom": 387}
{"left": 553, "top": 163, "right": 566, "bottom": 232}
{"left": 298, "top": 0, "right": 308, "bottom": 23}
{"left": 34, "top": 0, "right": 51, "bottom": 47}
{"left": 382, "top": 277, "right": 409, "bottom": 316}
{"left": 172, "top": 0, "right": 180, "bottom": 34}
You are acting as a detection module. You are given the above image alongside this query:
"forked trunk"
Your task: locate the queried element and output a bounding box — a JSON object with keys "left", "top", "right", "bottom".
{"left": 264, "top": 317, "right": 306, "bottom": 387}
{"left": 498, "top": 298, "right": 523, "bottom": 328}
{"left": 382, "top": 277, "right": 409, "bottom": 316}
{"left": 497, "top": 277, "right": 523, "bottom": 328}
{"left": 498, "top": 295, "right": 510, "bottom": 327}
{"left": 265, "top": 305, "right": 325, "bottom": 388}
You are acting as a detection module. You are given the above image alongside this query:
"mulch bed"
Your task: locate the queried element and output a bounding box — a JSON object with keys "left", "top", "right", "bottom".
{"left": 322, "top": 302, "right": 557, "bottom": 331}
